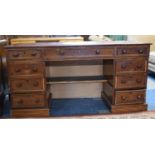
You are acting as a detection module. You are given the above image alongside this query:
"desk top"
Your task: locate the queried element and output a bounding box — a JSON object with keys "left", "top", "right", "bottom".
{"left": 6, "top": 41, "right": 152, "bottom": 49}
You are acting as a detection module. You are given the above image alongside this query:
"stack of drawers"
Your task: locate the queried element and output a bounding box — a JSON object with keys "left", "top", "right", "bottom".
{"left": 6, "top": 48, "right": 49, "bottom": 117}
{"left": 103, "top": 45, "right": 150, "bottom": 113}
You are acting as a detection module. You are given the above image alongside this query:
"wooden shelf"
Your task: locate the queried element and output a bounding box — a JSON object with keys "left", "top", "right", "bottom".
{"left": 46, "top": 76, "right": 107, "bottom": 84}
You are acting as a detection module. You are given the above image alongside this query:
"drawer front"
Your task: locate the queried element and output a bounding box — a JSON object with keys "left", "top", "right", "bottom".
{"left": 116, "top": 46, "right": 149, "bottom": 56}
{"left": 8, "top": 61, "right": 44, "bottom": 76}
{"left": 7, "top": 48, "right": 42, "bottom": 60}
{"left": 11, "top": 93, "right": 46, "bottom": 108}
{"left": 115, "top": 58, "right": 147, "bottom": 73}
{"left": 10, "top": 77, "right": 45, "bottom": 92}
{"left": 115, "top": 90, "right": 145, "bottom": 105}
{"left": 44, "top": 47, "right": 114, "bottom": 60}
{"left": 115, "top": 74, "right": 146, "bottom": 89}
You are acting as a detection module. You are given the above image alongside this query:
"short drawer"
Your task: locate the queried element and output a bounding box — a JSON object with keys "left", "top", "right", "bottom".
{"left": 115, "top": 73, "right": 146, "bottom": 89}
{"left": 10, "top": 77, "right": 45, "bottom": 92}
{"left": 115, "top": 58, "right": 147, "bottom": 73}
{"left": 116, "top": 46, "right": 149, "bottom": 56}
{"left": 44, "top": 47, "right": 114, "bottom": 60}
{"left": 115, "top": 90, "right": 145, "bottom": 105}
{"left": 8, "top": 61, "right": 44, "bottom": 77}
{"left": 11, "top": 93, "right": 47, "bottom": 108}
{"left": 7, "top": 48, "right": 42, "bottom": 60}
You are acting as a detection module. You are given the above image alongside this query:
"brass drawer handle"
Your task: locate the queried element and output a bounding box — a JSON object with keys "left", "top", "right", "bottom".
{"left": 136, "top": 64, "right": 142, "bottom": 69}
{"left": 136, "top": 79, "right": 142, "bottom": 83}
{"left": 17, "top": 83, "right": 23, "bottom": 88}
{"left": 137, "top": 95, "right": 142, "bottom": 99}
{"left": 33, "top": 81, "right": 39, "bottom": 87}
{"left": 35, "top": 99, "right": 40, "bottom": 103}
{"left": 31, "top": 53, "right": 37, "bottom": 57}
{"left": 32, "top": 68, "right": 38, "bottom": 72}
{"left": 96, "top": 49, "right": 100, "bottom": 55}
{"left": 121, "top": 96, "right": 127, "bottom": 101}
{"left": 17, "top": 99, "right": 23, "bottom": 104}
{"left": 56, "top": 49, "right": 64, "bottom": 55}
{"left": 121, "top": 80, "right": 127, "bottom": 84}
{"left": 121, "top": 49, "right": 127, "bottom": 54}
{"left": 13, "top": 53, "right": 20, "bottom": 57}
{"left": 59, "top": 50, "right": 64, "bottom": 55}
{"left": 15, "top": 68, "right": 21, "bottom": 73}
{"left": 121, "top": 64, "right": 127, "bottom": 69}
{"left": 138, "top": 49, "right": 144, "bottom": 54}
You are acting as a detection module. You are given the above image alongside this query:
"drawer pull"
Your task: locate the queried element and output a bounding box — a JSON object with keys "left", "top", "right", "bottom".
{"left": 33, "top": 82, "right": 39, "bottom": 87}
{"left": 17, "top": 99, "right": 23, "bottom": 104}
{"left": 122, "top": 49, "right": 127, "bottom": 54}
{"left": 17, "top": 83, "right": 23, "bottom": 87}
{"left": 31, "top": 53, "right": 37, "bottom": 57}
{"left": 136, "top": 65, "right": 142, "bottom": 69}
{"left": 137, "top": 95, "right": 142, "bottom": 99}
{"left": 57, "top": 49, "right": 64, "bottom": 55}
{"left": 121, "top": 64, "right": 127, "bottom": 69}
{"left": 121, "top": 80, "right": 127, "bottom": 84}
{"left": 139, "top": 49, "right": 144, "bottom": 54}
{"left": 15, "top": 68, "right": 21, "bottom": 73}
{"left": 13, "top": 53, "right": 19, "bottom": 57}
{"left": 35, "top": 99, "right": 40, "bottom": 103}
{"left": 121, "top": 96, "right": 127, "bottom": 101}
{"left": 96, "top": 49, "right": 100, "bottom": 55}
{"left": 32, "top": 68, "right": 38, "bottom": 72}
{"left": 136, "top": 79, "right": 142, "bottom": 83}
{"left": 59, "top": 50, "right": 64, "bottom": 55}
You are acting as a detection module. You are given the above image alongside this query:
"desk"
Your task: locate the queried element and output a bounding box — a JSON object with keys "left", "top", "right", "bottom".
{"left": 10, "top": 37, "right": 84, "bottom": 45}
{"left": 5, "top": 41, "right": 151, "bottom": 118}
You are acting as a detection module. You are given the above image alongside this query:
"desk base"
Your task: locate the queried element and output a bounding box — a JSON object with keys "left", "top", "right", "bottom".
{"left": 11, "top": 108, "right": 49, "bottom": 118}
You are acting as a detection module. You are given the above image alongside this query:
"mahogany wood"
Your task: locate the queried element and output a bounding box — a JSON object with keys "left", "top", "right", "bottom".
{"left": 5, "top": 41, "right": 151, "bottom": 117}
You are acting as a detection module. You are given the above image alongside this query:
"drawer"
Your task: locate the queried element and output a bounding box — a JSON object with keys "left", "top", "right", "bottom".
{"left": 115, "top": 90, "right": 145, "bottom": 105}
{"left": 115, "top": 74, "right": 146, "bottom": 89}
{"left": 8, "top": 61, "right": 44, "bottom": 77}
{"left": 11, "top": 93, "right": 47, "bottom": 108}
{"left": 10, "top": 77, "right": 45, "bottom": 92}
{"left": 116, "top": 46, "right": 149, "bottom": 56}
{"left": 7, "top": 48, "right": 42, "bottom": 60}
{"left": 115, "top": 58, "right": 147, "bottom": 73}
{"left": 44, "top": 47, "right": 114, "bottom": 60}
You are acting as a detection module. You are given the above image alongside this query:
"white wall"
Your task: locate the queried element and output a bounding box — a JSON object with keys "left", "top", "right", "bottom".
{"left": 128, "top": 35, "right": 155, "bottom": 51}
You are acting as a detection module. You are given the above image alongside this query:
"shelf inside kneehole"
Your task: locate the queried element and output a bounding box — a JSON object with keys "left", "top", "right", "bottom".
{"left": 46, "top": 76, "right": 108, "bottom": 84}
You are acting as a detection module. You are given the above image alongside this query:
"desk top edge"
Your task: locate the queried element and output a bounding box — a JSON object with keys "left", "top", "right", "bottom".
{"left": 5, "top": 41, "right": 152, "bottom": 49}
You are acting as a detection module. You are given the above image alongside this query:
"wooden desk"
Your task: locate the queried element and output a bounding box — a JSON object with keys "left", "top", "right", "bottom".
{"left": 10, "top": 37, "right": 84, "bottom": 45}
{"left": 5, "top": 41, "right": 151, "bottom": 118}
